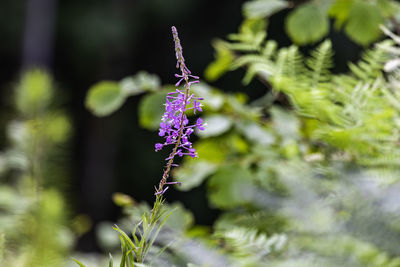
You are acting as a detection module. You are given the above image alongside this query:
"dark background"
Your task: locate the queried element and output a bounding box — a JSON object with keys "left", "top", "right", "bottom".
{"left": 0, "top": 0, "right": 361, "bottom": 251}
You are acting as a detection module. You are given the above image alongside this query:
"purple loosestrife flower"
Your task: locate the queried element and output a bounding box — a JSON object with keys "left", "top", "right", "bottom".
{"left": 154, "top": 26, "right": 205, "bottom": 195}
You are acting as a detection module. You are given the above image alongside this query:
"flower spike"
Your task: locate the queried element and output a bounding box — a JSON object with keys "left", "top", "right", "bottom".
{"left": 154, "top": 26, "right": 205, "bottom": 196}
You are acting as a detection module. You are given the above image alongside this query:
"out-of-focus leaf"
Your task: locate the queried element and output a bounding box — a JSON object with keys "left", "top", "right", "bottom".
{"left": 16, "top": 69, "right": 53, "bottom": 116}
{"left": 173, "top": 161, "right": 217, "bottom": 191}
{"left": 329, "top": 0, "right": 353, "bottom": 30}
{"left": 377, "top": 0, "right": 400, "bottom": 17}
{"left": 112, "top": 192, "right": 135, "bottom": 207}
{"left": 164, "top": 202, "right": 194, "bottom": 231}
{"left": 229, "top": 19, "right": 267, "bottom": 46}
{"left": 73, "top": 258, "right": 87, "bottom": 267}
{"left": 345, "top": 1, "right": 383, "bottom": 45}
{"left": 120, "top": 71, "right": 160, "bottom": 95}
{"left": 285, "top": 4, "right": 329, "bottom": 45}
{"left": 96, "top": 222, "right": 121, "bottom": 250}
{"left": 43, "top": 113, "right": 71, "bottom": 143}
{"left": 138, "top": 90, "right": 168, "bottom": 130}
{"left": 243, "top": 0, "right": 288, "bottom": 19}
{"left": 109, "top": 253, "right": 113, "bottom": 267}
{"left": 196, "top": 139, "right": 228, "bottom": 163}
{"left": 204, "top": 40, "right": 234, "bottom": 82}
{"left": 208, "top": 165, "right": 255, "bottom": 209}
{"left": 270, "top": 106, "right": 300, "bottom": 140}
{"left": 85, "top": 81, "right": 125, "bottom": 117}
{"left": 197, "top": 115, "right": 232, "bottom": 138}
{"left": 237, "top": 121, "right": 275, "bottom": 146}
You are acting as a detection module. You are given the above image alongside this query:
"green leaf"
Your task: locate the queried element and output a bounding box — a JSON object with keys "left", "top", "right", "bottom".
{"left": 138, "top": 90, "right": 168, "bottom": 130}
{"left": 345, "top": 1, "right": 384, "bottom": 45}
{"left": 196, "top": 139, "right": 229, "bottom": 163}
{"left": 243, "top": 0, "right": 288, "bottom": 19}
{"left": 113, "top": 225, "right": 138, "bottom": 255}
{"left": 228, "top": 19, "right": 267, "bottom": 45}
{"left": 120, "top": 71, "right": 160, "bottom": 96}
{"left": 377, "top": 0, "right": 400, "bottom": 17}
{"left": 109, "top": 253, "right": 114, "bottom": 267}
{"left": 16, "top": 69, "right": 54, "bottom": 116}
{"left": 86, "top": 81, "right": 125, "bottom": 116}
{"left": 204, "top": 40, "right": 234, "bottom": 82}
{"left": 329, "top": 0, "right": 353, "bottom": 30}
{"left": 164, "top": 202, "right": 194, "bottom": 231}
{"left": 285, "top": 3, "right": 329, "bottom": 45}
{"left": 270, "top": 107, "right": 300, "bottom": 140}
{"left": 237, "top": 121, "right": 275, "bottom": 146}
{"left": 112, "top": 192, "right": 135, "bottom": 207}
{"left": 72, "top": 258, "right": 86, "bottom": 267}
{"left": 173, "top": 161, "right": 217, "bottom": 191}
{"left": 208, "top": 165, "right": 255, "bottom": 209}
{"left": 197, "top": 115, "right": 232, "bottom": 138}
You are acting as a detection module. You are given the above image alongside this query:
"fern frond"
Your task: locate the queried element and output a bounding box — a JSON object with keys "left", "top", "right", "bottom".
{"left": 349, "top": 40, "right": 392, "bottom": 81}
{"left": 306, "top": 40, "right": 333, "bottom": 88}
{"left": 231, "top": 54, "right": 272, "bottom": 71}
{"left": 218, "top": 227, "right": 287, "bottom": 259}
{"left": 262, "top": 40, "right": 278, "bottom": 58}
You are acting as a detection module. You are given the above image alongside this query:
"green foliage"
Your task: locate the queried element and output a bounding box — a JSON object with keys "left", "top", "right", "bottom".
{"left": 208, "top": 165, "right": 255, "bottom": 209}
{"left": 204, "top": 40, "right": 234, "bottom": 82}
{"left": 15, "top": 69, "right": 54, "bottom": 116}
{"left": 343, "top": 1, "right": 384, "bottom": 45}
{"left": 285, "top": 3, "right": 329, "bottom": 45}
{"left": 83, "top": 5, "right": 400, "bottom": 266}
{"left": 170, "top": 12, "right": 400, "bottom": 266}
{"left": 86, "top": 81, "right": 125, "bottom": 116}
{"left": 210, "top": 19, "right": 400, "bottom": 166}
{"left": 86, "top": 71, "right": 160, "bottom": 117}
{"left": 0, "top": 69, "right": 74, "bottom": 266}
{"left": 243, "top": 0, "right": 288, "bottom": 19}
{"left": 240, "top": 0, "right": 400, "bottom": 46}
{"left": 216, "top": 227, "right": 287, "bottom": 260}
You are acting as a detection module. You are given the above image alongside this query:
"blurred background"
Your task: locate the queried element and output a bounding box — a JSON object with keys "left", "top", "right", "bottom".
{"left": 0, "top": 0, "right": 250, "bottom": 252}
{"left": 4, "top": 0, "right": 399, "bottom": 266}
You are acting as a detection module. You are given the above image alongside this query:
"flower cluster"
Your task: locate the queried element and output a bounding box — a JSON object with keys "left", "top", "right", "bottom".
{"left": 154, "top": 26, "right": 205, "bottom": 195}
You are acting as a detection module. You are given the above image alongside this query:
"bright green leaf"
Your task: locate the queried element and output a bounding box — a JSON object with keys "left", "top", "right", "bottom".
{"left": 86, "top": 81, "right": 125, "bottom": 116}
{"left": 72, "top": 258, "right": 86, "bottom": 267}
{"left": 377, "top": 0, "right": 400, "bottom": 17}
{"left": 345, "top": 1, "right": 384, "bottom": 45}
{"left": 204, "top": 40, "right": 234, "bottom": 82}
{"left": 329, "top": 0, "right": 353, "bottom": 30}
{"left": 16, "top": 69, "right": 54, "bottom": 116}
{"left": 285, "top": 4, "right": 329, "bottom": 45}
{"left": 229, "top": 19, "right": 267, "bottom": 45}
{"left": 196, "top": 139, "right": 228, "bottom": 163}
{"left": 243, "top": 0, "right": 288, "bottom": 19}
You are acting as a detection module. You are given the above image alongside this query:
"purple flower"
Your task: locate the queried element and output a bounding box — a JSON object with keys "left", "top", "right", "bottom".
{"left": 195, "top": 118, "right": 205, "bottom": 131}
{"left": 154, "top": 26, "right": 205, "bottom": 195}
